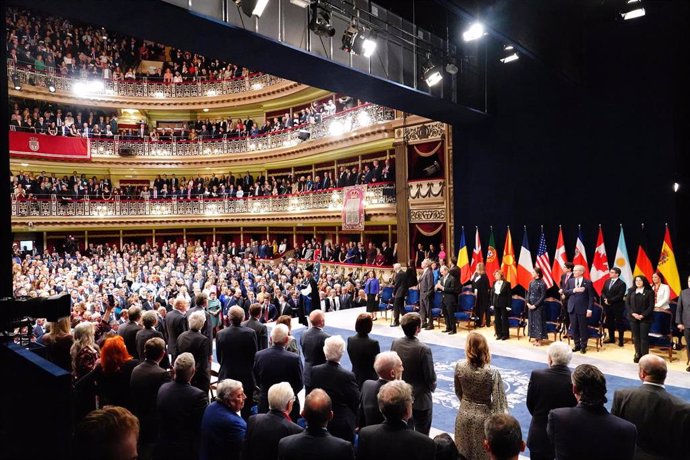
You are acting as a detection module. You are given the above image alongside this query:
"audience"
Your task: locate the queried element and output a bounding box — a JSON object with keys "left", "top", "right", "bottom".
{"left": 483, "top": 414, "right": 525, "bottom": 460}
{"left": 346, "top": 313, "right": 380, "bottom": 387}
{"left": 357, "top": 351, "right": 403, "bottom": 429}
{"left": 199, "top": 379, "right": 247, "bottom": 460}
{"left": 72, "top": 405, "right": 140, "bottom": 460}
{"left": 176, "top": 310, "right": 211, "bottom": 393}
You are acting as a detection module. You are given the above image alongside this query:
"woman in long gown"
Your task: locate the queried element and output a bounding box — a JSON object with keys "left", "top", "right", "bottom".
{"left": 527, "top": 267, "right": 547, "bottom": 346}
{"left": 454, "top": 332, "right": 508, "bottom": 460}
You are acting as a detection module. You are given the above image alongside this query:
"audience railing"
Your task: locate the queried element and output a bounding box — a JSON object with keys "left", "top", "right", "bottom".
{"left": 11, "top": 183, "right": 396, "bottom": 218}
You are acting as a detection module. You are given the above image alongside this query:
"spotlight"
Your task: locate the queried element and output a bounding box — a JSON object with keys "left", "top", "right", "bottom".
{"left": 309, "top": 2, "right": 335, "bottom": 37}
{"left": 341, "top": 24, "right": 377, "bottom": 57}
{"left": 237, "top": 0, "right": 269, "bottom": 17}
{"left": 621, "top": 0, "right": 645, "bottom": 20}
{"left": 46, "top": 79, "right": 56, "bottom": 93}
{"left": 673, "top": 182, "right": 680, "bottom": 193}
{"left": 500, "top": 45, "right": 519, "bottom": 63}
{"left": 445, "top": 62, "right": 459, "bottom": 75}
{"left": 422, "top": 57, "right": 443, "bottom": 87}
{"left": 12, "top": 73, "right": 22, "bottom": 90}
{"left": 462, "top": 22, "right": 485, "bottom": 42}
{"left": 289, "top": 0, "right": 310, "bottom": 7}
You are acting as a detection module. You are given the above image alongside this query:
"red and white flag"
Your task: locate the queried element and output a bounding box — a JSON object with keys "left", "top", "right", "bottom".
{"left": 470, "top": 227, "right": 483, "bottom": 273}
{"left": 552, "top": 227, "right": 567, "bottom": 287}
{"left": 573, "top": 228, "right": 590, "bottom": 279}
{"left": 590, "top": 226, "right": 609, "bottom": 295}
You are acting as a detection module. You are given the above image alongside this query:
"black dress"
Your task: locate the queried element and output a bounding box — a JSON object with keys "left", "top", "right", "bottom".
{"left": 346, "top": 334, "right": 381, "bottom": 387}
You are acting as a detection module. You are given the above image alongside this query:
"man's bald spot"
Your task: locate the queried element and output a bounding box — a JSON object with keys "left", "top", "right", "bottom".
{"left": 303, "top": 388, "right": 333, "bottom": 428}
{"left": 639, "top": 354, "right": 667, "bottom": 384}
{"left": 309, "top": 310, "right": 325, "bottom": 326}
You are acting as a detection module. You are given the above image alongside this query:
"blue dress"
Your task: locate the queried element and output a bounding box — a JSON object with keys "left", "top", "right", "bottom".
{"left": 527, "top": 278, "right": 547, "bottom": 340}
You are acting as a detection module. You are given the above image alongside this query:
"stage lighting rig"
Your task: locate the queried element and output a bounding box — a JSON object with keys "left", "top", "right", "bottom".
{"left": 236, "top": 0, "right": 270, "bottom": 18}
{"left": 422, "top": 56, "right": 443, "bottom": 87}
{"left": 309, "top": 1, "right": 336, "bottom": 37}
{"left": 621, "top": 0, "right": 645, "bottom": 20}
{"left": 500, "top": 45, "right": 519, "bottom": 63}
{"left": 341, "top": 22, "right": 377, "bottom": 58}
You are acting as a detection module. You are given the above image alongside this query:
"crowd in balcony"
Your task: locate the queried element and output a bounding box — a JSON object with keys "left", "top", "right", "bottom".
{"left": 6, "top": 8, "right": 250, "bottom": 82}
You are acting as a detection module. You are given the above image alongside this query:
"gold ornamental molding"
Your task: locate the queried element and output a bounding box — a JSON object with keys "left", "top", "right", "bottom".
{"left": 409, "top": 208, "right": 446, "bottom": 223}
{"left": 395, "top": 121, "right": 446, "bottom": 144}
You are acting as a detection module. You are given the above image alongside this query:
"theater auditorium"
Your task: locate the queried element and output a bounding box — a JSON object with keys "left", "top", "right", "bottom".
{"left": 1, "top": 1, "right": 689, "bottom": 460}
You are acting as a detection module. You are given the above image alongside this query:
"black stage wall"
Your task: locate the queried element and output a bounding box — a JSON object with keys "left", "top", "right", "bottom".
{"left": 453, "top": 0, "right": 690, "bottom": 277}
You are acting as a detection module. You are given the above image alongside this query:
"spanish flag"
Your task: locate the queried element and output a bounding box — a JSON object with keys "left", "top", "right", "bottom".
{"left": 501, "top": 227, "right": 518, "bottom": 286}
{"left": 656, "top": 225, "right": 681, "bottom": 299}
{"left": 457, "top": 227, "right": 471, "bottom": 284}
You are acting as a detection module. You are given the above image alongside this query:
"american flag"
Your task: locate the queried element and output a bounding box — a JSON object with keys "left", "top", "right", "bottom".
{"left": 536, "top": 230, "right": 554, "bottom": 288}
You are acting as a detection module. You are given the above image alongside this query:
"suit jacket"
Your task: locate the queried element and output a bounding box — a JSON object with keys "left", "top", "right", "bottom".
{"left": 216, "top": 325, "right": 257, "bottom": 390}
{"left": 135, "top": 327, "right": 170, "bottom": 368}
{"left": 491, "top": 280, "right": 512, "bottom": 309}
{"left": 564, "top": 277, "right": 595, "bottom": 314}
{"left": 188, "top": 305, "right": 214, "bottom": 348}
{"left": 156, "top": 380, "right": 209, "bottom": 460}
{"left": 357, "top": 378, "right": 387, "bottom": 428}
{"left": 300, "top": 326, "right": 330, "bottom": 389}
{"left": 676, "top": 287, "right": 690, "bottom": 327}
{"left": 200, "top": 401, "right": 247, "bottom": 460}
{"left": 253, "top": 345, "right": 304, "bottom": 413}
{"left": 625, "top": 288, "right": 655, "bottom": 322}
{"left": 390, "top": 336, "right": 436, "bottom": 411}
{"left": 357, "top": 419, "right": 435, "bottom": 460}
{"left": 526, "top": 365, "right": 577, "bottom": 458}
{"left": 602, "top": 278, "right": 627, "bottom": 309}
{"left": 548, "top": 404, "right": 637, "bottom": 460}
{"left": 278, "top": 427, "right": 354, "bottom": 460}
{"left": 118, "top": 320, "right": 142, "bottom": 357}
{"left": 166, "top": 309, "right": 188, "bottom": 356}
{"left": 129, "top": 359, "right": 171, "bottom": 442}
{"left": 393, "top": 270, "right": 408, "bottom": 300}
{"left": 176, "top": 330, "right": 211, "bottom": 391}
{"left": 418, "top": 268, "right": 435, "bottom": 298}
{"left": 440, "top": 273, "right": 459, "bottom": 307}
{"left": 243, "top": 410, "right": 304, "bottom": 460}
{"left": 612, "top": 384, "right": 690, "bottom": 460}
{"left": 470, "top": 273, "right": 491, "bottom": 308}
{"left": 346, "top": 334, "right": 380, "bottom": 387}
{"left": 242, "top": 317, "right": 268, "bottom": 350}
{"left": 309, "top": 361, "right": 360, "bottom": 441}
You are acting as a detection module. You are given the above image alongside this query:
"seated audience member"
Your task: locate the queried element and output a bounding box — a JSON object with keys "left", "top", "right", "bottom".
{"left": 72, "top": 406, "right": 139, "bottom": 460}
{"left": 308, "top": 335, "right": 360, "bottom": 442}
{"left": 346, "top": 313, "right": 380, "bottom": 387}
{"left": 547, "top": 364, "right": 637, "bottom": 460}
{"left": 176, "top": 310, "right": 211, "bottom": 393}
{"left": 611, "top": 354, "right": 690, "bottom": 460}
{"left": 243, "top": 382, "right": 304, "bottom": 460}
{"left": 357, "top": 351, "right": 404, "bottom": 429}
{"left": 483, "top": 414, "right": 525, "bottom": 460}
{"left": 135, "top": 310, "right": 169, "bottom": 368}
{"left": 200, "top": 379, "right": 247, "bottom": 460}
{"left": 356, "top": 380, "right": 435, "bottom": 460}
{"left": 278, "top": 389, "right": 355, "bottom": 460}
{"left": 155, "top": 352, "right": 208, "bottom": 460}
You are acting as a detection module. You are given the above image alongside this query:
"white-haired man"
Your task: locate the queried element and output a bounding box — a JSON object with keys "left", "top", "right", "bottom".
{"left": 563, "top": 264, "right": 595, "bottom": 353}
{"left": 309, "top": 335, "right": 360, "bottom": 442}
{"left": 526, "top": 342, "right": 577, "bottom": 460}
{"left": 243, "top": 382, "right": 304, "bottom": 460}
{"left": 200, "top": 378, "right": 247, "bottom": 460}
{"left": 357, "top": 351, "right": 404, "bottom": 429}
{"left": 176, "top": 310, "right": 211, "bottom": 393}
{"left": 166, "top": 296, "right": 189, "bottom": 356}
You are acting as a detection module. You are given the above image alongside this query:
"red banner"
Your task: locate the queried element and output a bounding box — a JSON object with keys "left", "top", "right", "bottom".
{"left": 342, "top": 185, "right": 367, "bottom": 231}
{"left": 9, "top": 131, "right": 91, "bottom": 161}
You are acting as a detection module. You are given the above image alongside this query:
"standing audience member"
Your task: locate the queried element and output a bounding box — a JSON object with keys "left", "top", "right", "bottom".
{"left": 39, "top": 316, "right": 73, "bottom": 371}
{"left": 526, "top": 268, "right": 547, "bottom": 346}
{"left": 526, "top": 342, "right": 577, "bottom": 460}
{"left": 612, "top": 354, "right": 690, "bottom": 460}
{"left": 483, "top": 414, "right": 525, "bottom": 460}
{"left": 676, "top": 275, "right": 690, "bottom": 372}
{"left": 391, "top": 263, "right": 408, "bottom": 327}
{"left": 437, "top": 265, "right": 459, "bottom": 335}
{"left": 188, "top": 293, "right": 214, "bottom": 345}
{"left": 357, "top": 351, "right": 404, "bottom": 429}
{"left": 199, "top": 379, "right": 247, "bottom": 460}
{"left": 491, "top": 270, "right": 512, "bottom": 341}
{"left": 70, "top": 321, "right": 100, "bottom": 381}
{"left": 346, "top": 313, "right": 380, "bottom": 387}
{"left": 364, "top": 270, "right": 380, "bottom": 321}
{"left": 176, "top": 310, "right": 211, "bottom": 393}
{"left": 454, "top": 332, "right": 508, "bottom": 460}
{"left": 118, "top": 306, "right": 143, "bottom": 358}
{"left": 547, "top": 364, "right": 637, "bottom": 460}
{"left": 356, "top": 380, "right": 435, "bottom": 460}
{"left": 470, "top": 262, "right": 491, "bottom": 328}
{"left": 72, "top": 406, "right": 139, "bottom": 460}
{"left": 390, "top": 312, "right": 437, "bottom": 435}
{"left": 601, "top": 267, "right": 627, "bottom": 347}
{"left": 564, "top": 264, "right": 595, "bottom": 353}
{"left": 418, "top": 259, "right": 435, "bottom": 329}
{"left": 625, "top": 275, "right": 654, "bottom": 363}
{"left": 136, "top": 310, "right": 169, "bottom": 368}
{"left": 651, "top": 272, "right": 671, "bottom": 310}
{"left": 166, "top": 297, "right": 189, "bottom": 357}
{"left": 242, "top": 303, "right": 268, "bottom": 350}
{"left": 301, "top": 309, "right": 329, "bottom": 389}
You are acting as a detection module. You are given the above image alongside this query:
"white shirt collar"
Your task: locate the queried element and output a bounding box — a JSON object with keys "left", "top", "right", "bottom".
{"left": 643, "top": 381, "right": 665, "bottom": 389}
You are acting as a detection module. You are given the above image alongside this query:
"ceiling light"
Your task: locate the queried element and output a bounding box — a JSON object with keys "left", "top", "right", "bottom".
{"left": 673, "top": 182, "right": 680, "bottom": 192}
{"left": 309, "top": 2, "right": 335, "bottom": 37}
{"left": 237, "top": 0, "right": 269, "bottom": 17}
{"left": 621, "top": 0, "right": 645, "bottom": 20}
{"left": 46, "top": 79, "right": 56, "bottom": 93}
{"left": 289, "top": 0, "right": 310, "bottom": 7}
{"left": 203, "top": 108, "right": 209, "bottom": 112}
{"left": 12, "top": 73, "right": 21, "bottom": 90}
{"left": 500, "top": 45, "right": 519, "bottom": 63}
{"left": 445, "top": 62, "right": 459, "bottom": 75}
{"left": 422, "top": 57, "right": 443, "bottom": 87}
{"left": 462, "top": 22, "right": 485, "bottom": 42}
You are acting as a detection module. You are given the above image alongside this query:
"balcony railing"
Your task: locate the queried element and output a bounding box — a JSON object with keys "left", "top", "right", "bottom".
{"left": 12, "top": 183, "right": 396, "bottom": 218}
{"left": 8, "top": 61, "right": 284, "bottom": 99}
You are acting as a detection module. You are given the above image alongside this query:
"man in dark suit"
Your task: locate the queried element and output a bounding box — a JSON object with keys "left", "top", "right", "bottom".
{"left": 254, "top": 324, "right": 304, "bottom": 421}
{"left": 357, "top": 380, "right": 434, "bottom": 460}
{"left": 357, "top": 351, "right": 404, "bottom": 429}
{"left": 612, "top": 354, "right": 690, "bottom": 460}
{"left": 242, "top": 303, "right": 268, "bottom": 350}
{"left": 418, "top": 259, "right": 435, "bottom": 329}
{"left": 243, "top": 382, "right": 304, "bottom": 460}
{"left": 675, "top": 275, "right": 690, "bottom": 372}
{"left": 166, "top": 297, "right": 189, "bottom": 357}
{"left": 602, "top": 267, "right": 627, "bottom": 347}
{"left": 436, "top": 265, "right": 459, "bottom": 334}
{"left": 300, "top": 310, "right": 330, "bottom": 390}
{"left": 484, "top": 414, "right": 526, "bottom": 460}
{"left": 216, "top": 306, "right": 258, "bottom": 421}
{"left": 188, "top": 293, "right": 214, "bottom": 348}
{"left": 176, "top": 311, "right": 211, "bottom": 394}
{"left": 526, "top": 342, "right": 577, "bottom": 460}
{"left": 390, "top": 313, "right": 436, "bottom": 436}
{"left": 278, "top": 389, "right": 354, "bottom": 460}
{"left": 136, "top": 310, "right": 170, "bottom": 369}
{"left": 309, "top": 336, "right": 360, "bottom": 442}
{"left": 564, "top": 264, "right": 595, "bottom": 353}
{"left": 491, "top": 270, "right": 512, "bottom": 340}
{"left": 558, "top": 261, "right": 575, "bottom": 336}
{"left": 391, "top": 263, "right": 408, "bottom": 327}
{"left": 130, "top": 337, "right": 171, "bottom": 456}
{"left": 118, "top": 306, "right": 143, "bottom": 358}
{"left": 156, "top": 352, "right": 208, "bottom": 460}
{"left": 547, "top": 364, "right": 637, "bottom": 460}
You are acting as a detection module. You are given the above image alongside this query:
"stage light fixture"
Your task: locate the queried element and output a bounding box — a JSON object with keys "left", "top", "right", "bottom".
{"left": 462, "top": 22, "right": 485, "bottom": 42}
{"left": 422, "top": 57, "right": 443, "bottom": 87}
{"left": 46, "top": 79, "right": 56, "bottom": 93}
{"left": 500, "top": 45, "right": 519, "bottom": 63}
{"left": 12, "top": 73, "right": 22, "bottom": 90}
{"left": 289, "top": 0, "right": 310, "bottom": 7}
{"left": 342, "top": 24, "right": 377, "bottom": 57}
{"left": 673, "top": 182, "right": 680, "bottom": 192}
{"left": 445, "top": 62, "right": 459, "bottom": 75}
{"left": 237, "top": 0, "right": 270, "bottom": 18}
{"left": 309, "top": 2, "right": 336, "bottom": 37}
{"left": 621, "top": 0, "right": 645, "bottom": 20}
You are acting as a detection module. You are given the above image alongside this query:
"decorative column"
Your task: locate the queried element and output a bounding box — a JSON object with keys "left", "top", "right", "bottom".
{"left": 394, "top": 140, "right": 409, "bottom": 263}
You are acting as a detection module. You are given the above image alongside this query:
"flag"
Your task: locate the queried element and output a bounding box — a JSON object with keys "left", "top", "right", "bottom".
{"left": 573, "top": 228, "right": 590, "bottom": 279}
{"left": 456, "top": 228, "right": 471, "bottom": 284}
{"left": 517, "top": 229, "right": 534, "bottom": 290}
{"left": 657, "top": 225, "right": 681, "bottom": 298}
{"left": 486, "top": 228, "right": 500, "bottom": 284}
{"left": 633, "top": 226, "right": 654, "bottom": 281}
{"left": 552, "top": 226, "right": 567, "bottom": 287}
{"left": 470, "top": 227, "right": 483, "bottom": 273}
{"left": 590, "top": 226, "right": 609, "bottom": 295}
{"left": 613, "top": 226, "right": 634, "bottom": 290}
{"left": 536, "top": 230, "right": 554, "bottom": 288}
{"left": 501, "top": 227, "right": 518, "bottom": 286}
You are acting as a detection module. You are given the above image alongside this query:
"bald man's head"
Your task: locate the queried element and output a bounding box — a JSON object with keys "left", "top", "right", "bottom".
{"left": 302, "top": 388, "right": 333, "bottom": 428}
{"left": 639, "top": 354, "right": 667, "bottom": 385}
{"left": 309, "top": 310, "right": 325, "bottom": 328}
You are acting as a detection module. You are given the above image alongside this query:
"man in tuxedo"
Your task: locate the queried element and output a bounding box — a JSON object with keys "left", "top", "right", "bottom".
{"left": 242, "top": 303, "right": 268, "bottom": 350}
{"left": 675, "top": 275, "right": 690, "bottom": 372}
{"left": 356, "top": 380, "right": 435, "bottom": 460}
{"left": 278, "top": 389, "right": 354, "bottom": 460}
{"left": 612, "top": 354, "right": 690, "bottom": 460}
{"left": 563, "top": 265, "right": 595, "bottom": 353}
{"left": 216, "top": 306, "right": 258, "bottom": 421}
{"left": 391, "top": 263, "right": 408, "bottom": 327}
{"left": 526, "top": 342, "right": 577, "bottom": 460}
{"left": 300, "top": 310, "right": 330, "bottom": 389}
{"left": 418, "top": 259, "right": 435, "bottom": 329}
{"left": 601, "top": 267, "right": 627, "bottom": 347}
{"left": 547, "top": 364, "right": 637, "bottom": 460}
{"left": 436, "top": 265, "right": 459, "bottom": 334}
{"left": 484, "top": 414, "right": 526, "bottom": 460}
{"left": 166, "top": 297, "right": 189, "bottom": 357}
{"left": 390, "top": 313, "right": 436, "bottom": 436}
{"left": 357, "top": 351, "right": 403, "bottom": 429}
{"left": 118, "top": 306, "right": 143, "bottom": 358}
